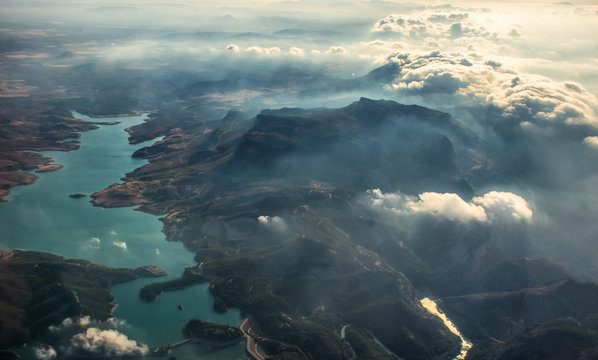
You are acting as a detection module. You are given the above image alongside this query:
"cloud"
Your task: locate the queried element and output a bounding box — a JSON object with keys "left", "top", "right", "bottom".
{"left": 583, "top": 136, "right": 598, "bottom": 148}
{"left": 112, "top": 241, "right": 127, "bottom": 251}
{"left": 258, "top": 215, "right": 287, "bottom": 232}
{"left": 226, "top": 43, "right": 240, "bottom": 52}
{"left": 87, "top": 237, "right": 101, "bottom": 249}
{"left": 427, "top": 13, "right": 469, "bottom": 24}
{"left": 67, "top": 328, "right": 149, "bottom": 357}
{"left": 373, "top": 13, "right": 493, "bottom": 40}
{"left": 246, "top": 46, "right": 281, "bottom": 54}
{"left": 34, "top": 346, "right": 57, "bottom": 360}
{"left": 384, "top": 51, "right": 598, "bottom": 129}
{"left": 109, "top": 230, "right": 118, "bottom": 236}
{"left": 289, "top": 46, "right": 305, "bottom": 55}
{"left": 373, "top": 15, "right": 428, "bottom": 36}
{"left": 367, "top": 189, "right": 532, "bottom": 223}
{"left": 472, "top": 191, "right": 533, "bottom": 222}
{"left": 43, "top": 315, "right": 148, "bottom": 358}
{"left": 508, "top": 28, "right": 521, "bottom": 37}
{"left": 49, "top": 316, "right": 92, "bottom": 333}
{"left": 326, "top": 46, "right": 346, "bottom": 54}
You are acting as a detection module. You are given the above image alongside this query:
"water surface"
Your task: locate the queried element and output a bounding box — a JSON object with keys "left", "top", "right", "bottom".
{"left": 0, "top": 112, "right": 245, "bottom": 359}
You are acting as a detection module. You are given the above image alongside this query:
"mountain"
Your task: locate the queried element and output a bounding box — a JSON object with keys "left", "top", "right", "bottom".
{"left": 86, "top": 98, "right": 598, "bottom": 359}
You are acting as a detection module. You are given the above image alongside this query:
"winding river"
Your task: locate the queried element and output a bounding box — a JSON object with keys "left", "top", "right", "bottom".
{"left": 0, "top": 113, "right": 247, "bottom": 359}
{"left": 420, "top": 298, "right": 472, "bottom": 360}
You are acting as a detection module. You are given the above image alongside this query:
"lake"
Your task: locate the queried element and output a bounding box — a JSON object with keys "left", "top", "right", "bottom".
{"left": 0, "top": 112, "right": 247, "bottom": 359}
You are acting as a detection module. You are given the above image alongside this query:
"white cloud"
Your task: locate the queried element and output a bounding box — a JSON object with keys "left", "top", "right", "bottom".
{"left": 384, "top": 51, "right": 598, "bottom": 128}
{"left": 155, "top": 248, "right": 161, "bottom": 255}
{"left": 367, "top": 189, "right": 532, "bottom": 223}
{"left": 583, "top": 136, "right": 598, "bottom": 148}
{"left": 326, "top": 46, "right": 346, "bottom": 54}
{"left": 67, "top": 328, "right": 149, "bottom": 357}
{"left": 258, "top": 215, "right": 287, "bottom": 232}
{"left": 48, "top": 316, "right": 92, "bottom": 333}
{"left": 87, "top": 237, "right": 101, "bottom": 249}
{"left": 245, "top": 46, "right": 281, "bottom": 54}
{"left": 472, "top": 191, "right": 533, "bottom": 222}
{"left": 372, "top": 12, "right": 493, "bottom": 41}
{"left": 112, "top": 241, "right": 127, "bottom": 251}
{"left": 289, "top": 46, "right": 305, "bottom": 55}
{"left": 109, "top": 230, "right": 118, "bottom": 236}
{"left": 34, "top": 346, "right": 57, "bottom": 360}
{"left": 226, "top": 43, "right": 240, "bottom": 52}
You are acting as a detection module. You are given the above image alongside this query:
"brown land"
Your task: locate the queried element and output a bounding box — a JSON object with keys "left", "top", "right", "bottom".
{"left": 0, "top": 101, "right": 114, "bottom": 201}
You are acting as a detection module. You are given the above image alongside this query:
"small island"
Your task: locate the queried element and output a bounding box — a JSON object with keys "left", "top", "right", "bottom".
{"left": 181, "top": 319, "right": 244, "bottom": 347}
{"left": 69, "top": 193, "right": 87, "bottom": 199}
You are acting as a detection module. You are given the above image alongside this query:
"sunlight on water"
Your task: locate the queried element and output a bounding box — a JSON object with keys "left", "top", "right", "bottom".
{"left": 420, "top": 298, "right": 473, "bottom": 360}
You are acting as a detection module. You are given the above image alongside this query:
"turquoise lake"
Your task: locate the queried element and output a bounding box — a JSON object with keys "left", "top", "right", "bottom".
{"left": 0, "top": 113, "right": 247, "bottom": 359}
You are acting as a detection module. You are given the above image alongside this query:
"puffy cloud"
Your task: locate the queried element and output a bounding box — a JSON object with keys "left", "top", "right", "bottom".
{"left": 226, "top": 43, "right": 240, "bottom": 52}
{"left": 87, "top": 237, "right": 100, "bottom": 249}
{"left": 427, "top": 13, "right": 469, "bottom": 23}
{"left": 44, "top": 316, "right": 149, "bottom": 359}
{"left": 384, "top": 51, "right": 598, "bottom": 128}
{"left": 373, "top": 13, "right": 493, "bottom": 40}
{"left": 508, "top": 28, "right": 521, "bottom": 37}
{"left": 67, "top": 328, "right": 149, "bottom": 357}
{"left": 374, "top": 15, "right": 428, "bottom": 36}
{"left": 584, "top": 136, "right": 598, "bottom": 148}
{"left": 472, "top": 191, "right": 533, "bottom": 222}
{"left": 48, "top": 316, "right": 92, "bottom": 333}
{"left": 369, "top": 189, "right": 486, "bottom": 222}
{"left": 112, "top": 241, "right": 127, "bottom": 250}
{"left": 367, "top": 189, "right": 532, "bottom": 223}
{"left": 289, "top": 46, "right": 305, "bottom": 55}
{"left": 245, "top": 46, "right": 281, "bottom": 54}
{"left": 258, "top": 215, "right": 287, "bottom": 232}
{"left": 34, "top": 346, "right": 57, "bottom": 360}
{"left": 326, "top": 46, "right": 346, "bottom": 54}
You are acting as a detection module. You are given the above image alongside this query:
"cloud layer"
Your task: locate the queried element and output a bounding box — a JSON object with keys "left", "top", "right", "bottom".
{"left": 384, "top": 51, "right": 598, "bottom": 130}
{"left": 373, "top": 12, "right": 493, "bottom": 41}
{"left": 67, "top": 328, "right": 149, "bottom": 357}
{"left": 368, "top": 189, "right": 532, "bottom": 223}
{"left": 41, "top": 316, "right": 149, "bottom": 359}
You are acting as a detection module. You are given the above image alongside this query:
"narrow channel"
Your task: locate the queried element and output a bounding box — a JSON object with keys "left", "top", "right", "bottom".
{"left": 420, "top": 298, "right": 472, "bottom": 360}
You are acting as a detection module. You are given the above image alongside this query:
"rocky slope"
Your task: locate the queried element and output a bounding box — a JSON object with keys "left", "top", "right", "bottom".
{"left": 87, "top": 97, "right": 598, "bottom": 359}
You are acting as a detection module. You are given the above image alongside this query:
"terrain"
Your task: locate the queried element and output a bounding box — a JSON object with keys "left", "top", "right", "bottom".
{"left": 88, "top": 97, "right": 598, "bottom": 359}
{"left": 182, "top": 319, "right": 244, "bottom": 346}
{"left": 2, "top": 2, "right": 598, "bottom": 357}
{"left": 0, "top": 100, "right": 118, "bottom": 201}
{"left": 0, "top": 249, "right": 166, "bottom": 352}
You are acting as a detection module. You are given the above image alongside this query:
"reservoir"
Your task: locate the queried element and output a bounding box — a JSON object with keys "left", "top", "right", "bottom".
{"left": 0, "top": 113, "right": 247, "bottom": 359}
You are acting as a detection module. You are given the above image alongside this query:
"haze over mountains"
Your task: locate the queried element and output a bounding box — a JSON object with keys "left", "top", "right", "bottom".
{"left": 2, "top": 1, "right": 598, "bottom": 359}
